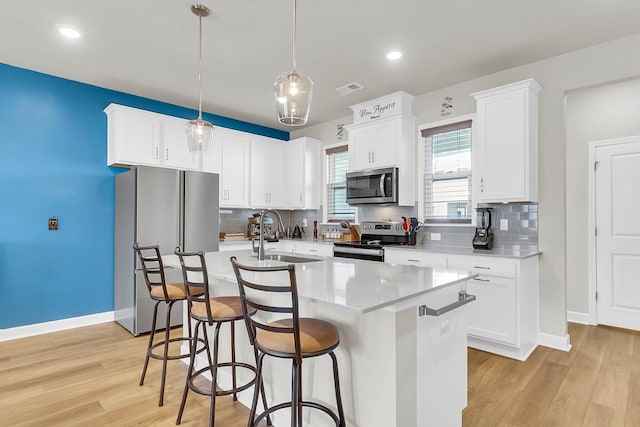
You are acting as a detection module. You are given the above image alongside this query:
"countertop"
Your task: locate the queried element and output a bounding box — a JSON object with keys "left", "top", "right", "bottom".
{"left": 383, "top": 244, "right": 541, "bottom": 259}
{"left": 219, "top": 238, "right": 540, "bottom": 258}
{"left": 163, "top": 249, "right": 475, "bottom": 314}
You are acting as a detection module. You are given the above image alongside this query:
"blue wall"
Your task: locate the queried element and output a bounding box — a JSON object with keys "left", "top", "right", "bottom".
{"left": 0, "top": 63, "right": 288, "bottom": 329}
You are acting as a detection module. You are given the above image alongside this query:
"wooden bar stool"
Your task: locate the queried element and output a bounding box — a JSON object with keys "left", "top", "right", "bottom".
{"left": 230, "top": 256, "right": 346, "bottom": 427}
{"left": 174, "top": 250, "right": 270, "bottom": 427}
{"left": 133, "top": 244, "right": 208, "bottom": 407}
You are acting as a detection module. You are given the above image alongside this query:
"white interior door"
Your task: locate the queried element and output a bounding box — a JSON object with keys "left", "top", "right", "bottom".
{"left": 595, "top": 137, "right": 640, "bottom": 330}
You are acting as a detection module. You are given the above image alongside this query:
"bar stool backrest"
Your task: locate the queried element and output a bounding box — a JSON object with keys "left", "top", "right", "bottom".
{"left": 174, "top": 249, "right": 213, "bottom": 322}
{"left": 133, "top": 243, "right": 171, "bottom": 301}
{"left": 230, "top": 256, "right": 302, "bottom": 357}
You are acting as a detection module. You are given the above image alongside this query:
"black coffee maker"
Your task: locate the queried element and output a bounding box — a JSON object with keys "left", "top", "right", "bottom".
{"left": 472, "top": 208, "right": 494, "bottom": 250}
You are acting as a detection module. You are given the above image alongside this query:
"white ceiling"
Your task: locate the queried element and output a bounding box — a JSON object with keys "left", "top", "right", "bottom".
{"left": 2, "top": 0, "right": 640, "bottom": 132}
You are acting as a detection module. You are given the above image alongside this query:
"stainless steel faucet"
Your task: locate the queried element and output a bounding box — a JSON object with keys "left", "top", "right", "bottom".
{"left": 253, "top": 209, "right": 285, "bottom": 260}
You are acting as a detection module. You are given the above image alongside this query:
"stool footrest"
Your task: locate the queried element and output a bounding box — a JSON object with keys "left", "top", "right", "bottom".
{"left": 187, "top": 362, "right": 257, "bottom": 397}
{"left": 253, "top": 400, "right": 341, "bottom": 427}
{"left": 148, "top": 336, "right": 206, "bottom": 361}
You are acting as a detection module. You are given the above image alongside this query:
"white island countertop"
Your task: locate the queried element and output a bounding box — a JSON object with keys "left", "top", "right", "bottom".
{"left": 163, "top": 249, "right": 475, "bottom": 314}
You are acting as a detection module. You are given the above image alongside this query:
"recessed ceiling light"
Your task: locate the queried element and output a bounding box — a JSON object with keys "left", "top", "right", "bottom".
{"left": 386, "top": 50, "right": 402, "bottom": 61}
{"left": 58, "top": 25, "right": 81, "bottom": 39}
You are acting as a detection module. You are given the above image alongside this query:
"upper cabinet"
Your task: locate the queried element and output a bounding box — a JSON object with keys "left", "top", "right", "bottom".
{"left": 346, "top": 92, "right": 416, "bottom": 206}
{"left": 250, "top": 136, "right": 286, "bottom": 208}
{"left": 348, "top": 119, "right": 398, "bottom": 170}
{"left": 105, "top": 103, "right": 322, "bottom": 210}
{"left": 203, "top": 128, "right": 251, "bottom": 208}
{"left": 286, "top": 137, "right": 321, "bottom": 210}
{"left": 105, "top": 104, "right": 197, "bottom": 170}
{"left": 472, "top": 79, "right": 542, "bottom": 203}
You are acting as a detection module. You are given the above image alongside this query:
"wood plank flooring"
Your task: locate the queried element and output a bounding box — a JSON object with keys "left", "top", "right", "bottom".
{"left": 1, "top": 322, "right": 639, "bottom": 426}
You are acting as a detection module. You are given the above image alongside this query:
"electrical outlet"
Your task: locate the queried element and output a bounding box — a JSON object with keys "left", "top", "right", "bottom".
{"left": 48, "top": 217, "right": 58, "bottom": 230}
{"left": 431, "top": 232, "right": 441, "bottom": 241}
{"left": 302, "top": 219, "right": 307, "bottom": 227}
{"left": 500, "top": 219, "right": 509, "bottom": 231}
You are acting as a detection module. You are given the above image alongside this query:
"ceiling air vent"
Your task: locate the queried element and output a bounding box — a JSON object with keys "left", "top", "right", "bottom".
{"left": 336, "top": 82, "right": 365, "bottom": 96}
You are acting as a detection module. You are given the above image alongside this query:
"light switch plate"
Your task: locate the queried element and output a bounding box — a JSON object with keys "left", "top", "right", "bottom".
{"left": 431, "top": 232, "right": 441, "bottom": 241}
{"left": 500, "top": 219, "right": 509, "bottom": 231}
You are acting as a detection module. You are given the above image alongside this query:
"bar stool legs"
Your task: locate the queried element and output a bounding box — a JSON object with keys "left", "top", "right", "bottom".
{"left": 176, "top": 318, "right": 266, "bottom": 427}
{"left": 139, "top": 299, "right": 200, "bottom": 407}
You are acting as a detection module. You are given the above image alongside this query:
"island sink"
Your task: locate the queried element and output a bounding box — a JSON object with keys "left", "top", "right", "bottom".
{"left": 260, "top": 254, "right": 322, "bottom": 263}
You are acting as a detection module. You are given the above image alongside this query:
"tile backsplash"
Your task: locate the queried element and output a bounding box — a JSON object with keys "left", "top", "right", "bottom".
{"left": 417, "top": 203, "right": 538, "bottom": 249}
{"left": 219, "top": 202, "right": 538, "bottom": 250}
{"left": 219, "top": 208, "right": 321, "bottom": 237}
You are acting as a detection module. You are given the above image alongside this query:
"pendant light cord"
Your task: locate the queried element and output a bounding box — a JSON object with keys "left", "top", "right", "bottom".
{"left": 197, "top": 12, "right": 204, "bottom": 120}
{"left": 291, "top": 0, "right": 297, "bottom": 72}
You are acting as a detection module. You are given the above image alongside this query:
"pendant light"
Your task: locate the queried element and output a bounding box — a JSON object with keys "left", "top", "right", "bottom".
{"left": 274, "top": 0, "right": 313, "bottom": 126}
{"left": 186, "top": 4, "right": 214, "bottom": 153}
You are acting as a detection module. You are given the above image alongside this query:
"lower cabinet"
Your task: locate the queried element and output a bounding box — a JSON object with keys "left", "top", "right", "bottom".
{"left": 447, "top": 254, "right": 538, "bottom": 361}
{"left": 384, "top": 248, "right": 447, "bottom": 268}
{"left": 385, "top": 249, "right": 539, "bottom": 361}
{"left": 293, "top": 241, "right": 333, "bottom": 257}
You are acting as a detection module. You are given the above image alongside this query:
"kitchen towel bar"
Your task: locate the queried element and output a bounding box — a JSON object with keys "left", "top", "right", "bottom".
{"left": 418, "top": 291, "right": 476, "bottom": 317}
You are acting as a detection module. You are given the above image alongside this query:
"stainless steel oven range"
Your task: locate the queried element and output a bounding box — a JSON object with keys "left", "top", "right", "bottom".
{"left": 333, "top": 221, "right": 407, "bottom": 262}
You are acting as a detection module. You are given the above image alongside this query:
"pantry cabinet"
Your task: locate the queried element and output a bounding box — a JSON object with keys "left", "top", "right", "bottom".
{"left": 286, "top": 137, "right": 321, "bottom": 209}
{"left": 472, "top": 79, "right": 542, "bottom": 203}
{"left": 105, "top": 104, "right": 197, "bottom": 170}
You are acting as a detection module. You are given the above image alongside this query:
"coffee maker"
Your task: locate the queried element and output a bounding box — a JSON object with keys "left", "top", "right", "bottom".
{"left": 247, "top": 213, "right": 273, "bottom": 238}
{"left": 472, "top": 208, "right": 494, "bottom": 250}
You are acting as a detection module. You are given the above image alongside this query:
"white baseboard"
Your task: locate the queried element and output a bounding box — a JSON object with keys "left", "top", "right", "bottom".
{"left": 538, "top": 332, "right": 572, "bottom": 352}
{"left": 0, "top": 311, "right": 115, "bottom": 342}
{"left": 567, "top": 311, "right": 593, "bottom": 325}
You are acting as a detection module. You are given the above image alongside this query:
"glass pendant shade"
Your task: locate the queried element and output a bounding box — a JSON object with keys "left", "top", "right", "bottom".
{"left": 274, "top": 71, "right": 313, "bottom": 126}
{"left": 186, "top": 117, "right": 214, "bottom": 153}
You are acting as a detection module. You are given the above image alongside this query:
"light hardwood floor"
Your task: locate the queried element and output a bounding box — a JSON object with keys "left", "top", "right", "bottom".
{"left": 1, "top": 322, "right": 639, "bottom": 426}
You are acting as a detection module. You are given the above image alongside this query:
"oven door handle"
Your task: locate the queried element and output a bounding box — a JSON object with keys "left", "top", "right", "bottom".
{"left": 380, "top": 174, "right": 386, "bottom": 197}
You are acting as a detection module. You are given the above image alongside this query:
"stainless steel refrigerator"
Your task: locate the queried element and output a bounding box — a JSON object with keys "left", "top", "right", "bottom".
{"left": 114, "top": 166, "right": 219, "bottom": 335}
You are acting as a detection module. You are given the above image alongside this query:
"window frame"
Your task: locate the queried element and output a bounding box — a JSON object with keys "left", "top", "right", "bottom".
{"left": 323, "top": 142, "right": 358, "bottom": 224}
{"left": 418, "top": 113, "right": 476, "bottom": 227}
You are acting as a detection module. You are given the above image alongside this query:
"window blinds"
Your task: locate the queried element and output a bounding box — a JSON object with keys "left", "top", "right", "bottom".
{"left": 326, "top": 146, "right": 355, "bottom": 221}
{"left": 423, "top": 122, "right": 472, "bottom": 224}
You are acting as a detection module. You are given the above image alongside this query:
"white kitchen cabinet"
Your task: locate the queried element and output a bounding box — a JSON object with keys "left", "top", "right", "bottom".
{"left": 447, "top": 254, "right": 538, "bottom": 361}
{"left": 348, "top": 119, "right": 398, "bottom": 170}
{"left": 105, "top": 103, "right": 197, "bottom": 170}
{"left": 472, "top": 79, "right": 542, "bottom": 203}
{"left": 204, "top": 128, "right": 251, "bottom": 208}
{"left": 161, "top": 116, "right": 198, "bottom": 170}
{"left": 250, "top": 136, "right": 285, "bottom": 208}
{"left": 346, "top": 114, "right": 416, "bottom": 206}
{"left": 384, "top": 248, "right": 447, "bottom": 267}
{"left": 105, "top": 104, "right": 160, "bottom": 167}
{"left": 294, "top": 241, "right": 333, "bottom": 257}
{"left": 285, "top": 137, "right": 321, "bottom": 209}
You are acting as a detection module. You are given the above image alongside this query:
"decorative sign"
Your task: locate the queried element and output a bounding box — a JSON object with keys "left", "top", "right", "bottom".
{"left": 441, "top": 96, "right": 453, "bottom": 117}
{"left": 349, "top": 91, "right": 413, "bottom": 124}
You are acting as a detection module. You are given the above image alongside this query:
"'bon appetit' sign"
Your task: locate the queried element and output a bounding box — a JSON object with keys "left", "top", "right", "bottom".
{"left": 349, "top": 91, "right": 413, "bottom": 124}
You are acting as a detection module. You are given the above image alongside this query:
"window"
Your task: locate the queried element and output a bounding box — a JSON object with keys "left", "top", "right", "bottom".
{"left": 325, "top": 145, "right": 356, "bottom": 222}
{"left": 421, "top": 119, "right": 472, "bottom": 224}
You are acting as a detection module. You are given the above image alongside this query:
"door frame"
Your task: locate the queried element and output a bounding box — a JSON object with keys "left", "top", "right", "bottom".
{"left": 587, "top": 135, "right": 640, "bottom": 325}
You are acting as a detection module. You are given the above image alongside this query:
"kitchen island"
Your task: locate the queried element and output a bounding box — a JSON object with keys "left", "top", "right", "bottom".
{"left": 163, "top": 249, "right": 476, "bottom": 427}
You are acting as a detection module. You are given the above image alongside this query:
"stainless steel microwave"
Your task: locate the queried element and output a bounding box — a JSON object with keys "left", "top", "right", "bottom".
{"left": 346, "top": 167, "right": 398, "bottom": 205}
